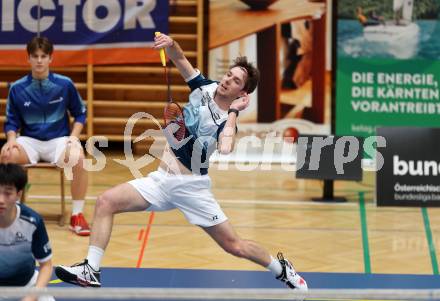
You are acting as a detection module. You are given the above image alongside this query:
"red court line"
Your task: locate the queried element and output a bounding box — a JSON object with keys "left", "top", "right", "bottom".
{"left": 136, "top": 211, "right": 155, "bottom": 268}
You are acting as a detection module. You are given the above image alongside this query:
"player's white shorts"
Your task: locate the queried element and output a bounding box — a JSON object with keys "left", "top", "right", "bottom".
{"left": 17, "top": 136, "right": 68, "bottom": 164}
{"left": 128, "top": 168, "right": 228, "bottom": 227}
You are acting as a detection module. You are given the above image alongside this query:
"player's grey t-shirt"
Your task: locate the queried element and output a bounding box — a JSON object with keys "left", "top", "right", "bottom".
{"left": 0, "top": 203, "right": 52, "bottom": 286}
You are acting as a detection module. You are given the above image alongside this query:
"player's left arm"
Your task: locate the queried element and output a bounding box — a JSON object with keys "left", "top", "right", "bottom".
{"left": 218, "top": 94, "right": 250, "bottom": 154}
{"left": 23, "top": 217, "right": 53, "bottom": 301}
{"left": 35, "top": 259, "right": 53, "bottom": 288}
{"left": 67, "top": 80, "right": 86, "bottom": 138}
{"left": 218, "top": 115, "right": 237, "bottom": 154}
{"left": 69, "top": 122, "right": 83, "bottom": 139}
{"left": 21, "top": 259, "right": 53, "bottom": 301}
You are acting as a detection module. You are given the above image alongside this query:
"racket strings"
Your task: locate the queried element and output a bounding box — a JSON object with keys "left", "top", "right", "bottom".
{"left": 164, "top": 103, "right": 185, "bottom": 141}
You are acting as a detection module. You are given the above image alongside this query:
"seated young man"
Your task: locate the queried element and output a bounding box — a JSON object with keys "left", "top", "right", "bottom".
{"left": 0, "top": 36, "right": 90, "bottom": 236}
{"left": 55, "top": 33, "right": 308, "bottom": 291}
{"left": 0, "top": 163, "right": 54, "bottom": 301}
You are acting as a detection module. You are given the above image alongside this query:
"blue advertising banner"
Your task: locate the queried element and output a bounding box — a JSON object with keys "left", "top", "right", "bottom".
{"left": 0, "top": 0, "right": 168, "bottom": 65}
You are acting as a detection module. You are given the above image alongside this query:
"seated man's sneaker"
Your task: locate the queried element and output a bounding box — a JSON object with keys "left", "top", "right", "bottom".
{"left": 55, "top": 260, "right": 101, "bottom": 287}
{"left": 69, "top": 213, "right": 91, "bottom": 236}
{"left": 276, "top": 252, "right": 308, "bottom": 290}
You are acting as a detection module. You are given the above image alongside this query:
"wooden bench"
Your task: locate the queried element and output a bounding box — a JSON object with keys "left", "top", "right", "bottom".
{"left": 21, "top": 163, "right": 66, "bottom": 226}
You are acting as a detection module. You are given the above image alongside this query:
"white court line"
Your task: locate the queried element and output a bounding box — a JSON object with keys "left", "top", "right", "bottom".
{"left": 220, "top": 199, "right": 358, "bottom": 207}
{"left": 26, "top": 195, "right": 96, "bottom": 200}
{"left": 25, "top": 195, "right": 358, "bottom": 207}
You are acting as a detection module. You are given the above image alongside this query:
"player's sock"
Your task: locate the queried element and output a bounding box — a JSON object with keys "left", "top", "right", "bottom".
{"left": 266, "top": 255, "right": 283, "bottom": 277}
{"left": 86, "top": 245, "right": 104, "bottom": 271}
{"left": 72, "top": 200, "right": 85, "bottom": 215}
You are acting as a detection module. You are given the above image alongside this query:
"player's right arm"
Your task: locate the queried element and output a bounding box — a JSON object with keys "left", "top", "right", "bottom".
{"left": 153, "top": 33, "right": 197, "bottom": 81}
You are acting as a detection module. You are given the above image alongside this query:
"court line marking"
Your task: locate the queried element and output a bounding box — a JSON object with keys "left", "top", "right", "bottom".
{"left": 27, "top": 194, "right": 434, "bottom": 215}
{"left": 25, "top": 195, "right": 361, "bottom": 207}
{"left": 421, "top": 207, "right": 439, "bottom": 275}
{"left": 359, "top": 191, "right": 371, "bottom": 274}
{"left": 136, "top": 211, "right": 155, "bottom": 268}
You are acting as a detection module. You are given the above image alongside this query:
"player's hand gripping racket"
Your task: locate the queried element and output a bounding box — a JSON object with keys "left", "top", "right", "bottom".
{"left": 155, "top": 32, "right": 186, "bottom": 142}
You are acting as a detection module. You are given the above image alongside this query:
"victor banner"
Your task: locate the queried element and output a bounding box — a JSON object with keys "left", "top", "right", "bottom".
{"left": 0, "top": 0, "right": 168, "bottom": 66}
{"left": 334, "top": 0, "right": 440, "bottom": 137}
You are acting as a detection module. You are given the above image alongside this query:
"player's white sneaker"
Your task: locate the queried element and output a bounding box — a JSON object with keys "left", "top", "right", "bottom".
{"left": 55, "top": 260, "right": 101, "bottom": 287}
{"left": 276, "top": 252, "right": 308, "bottom": 290}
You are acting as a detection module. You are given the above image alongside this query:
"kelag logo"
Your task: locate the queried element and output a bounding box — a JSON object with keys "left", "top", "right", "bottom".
{"left": 0, "top": 0, "right": 168, "bottom": 47}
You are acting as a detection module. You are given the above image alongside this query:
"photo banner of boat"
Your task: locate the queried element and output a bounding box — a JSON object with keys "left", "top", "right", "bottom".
{"left": 363, "top": 0, "right": 419, "bottom": 59}
{"left": 334, "top": 0, "right": 440, "bottom": 138}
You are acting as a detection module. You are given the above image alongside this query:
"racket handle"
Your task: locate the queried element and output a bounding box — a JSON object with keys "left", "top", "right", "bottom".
{"left": 155, "top": 31, "right": 167, "bottom": 67}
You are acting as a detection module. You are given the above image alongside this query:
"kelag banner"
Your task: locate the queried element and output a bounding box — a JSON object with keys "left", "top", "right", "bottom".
{"left": 0, "top": 0, "right": 168, "bottom": 66}
{"left": 376, "top": 127, "right": 440, "bottom": 206}
{"left": 334, "top": 0, "right": 440, "bottom": 137}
